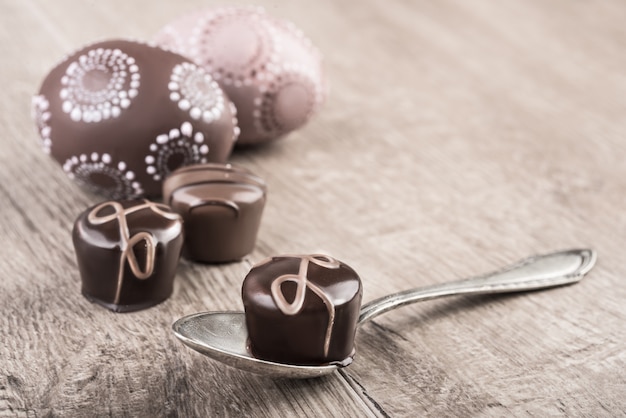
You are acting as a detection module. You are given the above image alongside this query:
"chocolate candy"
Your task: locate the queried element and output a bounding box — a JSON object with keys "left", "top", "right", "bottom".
{"left": 154, "top": 6, "right": 324, "bottom": 145}
{"left": 72, "top": 199, "right": 184, "bottom": 312}
{"left": 242, "top": 255, "right": 363, "bottom": 365}
{"left": 163, "top": 164, "right": 267, "bottom": 263}
{"left": 33, "top": 39, "right": 239, "bottom": 198}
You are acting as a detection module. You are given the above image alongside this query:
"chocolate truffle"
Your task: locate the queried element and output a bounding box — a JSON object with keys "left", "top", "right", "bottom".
{"left": 163, "top": 163, "right": 267, "bottom": 263}
{"left": 33, "top": 39, "right": 240, "bottom": 198}
{"left": 72, "top": 199, "right": 184, "bottom": 312}
{"left": 242, "top": 255, "right": 362, "bottom": 365}
{"left": 154, "top": 6, "right": 325, "bottom": 145}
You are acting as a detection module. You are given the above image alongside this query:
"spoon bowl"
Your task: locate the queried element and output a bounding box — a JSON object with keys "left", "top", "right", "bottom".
{"left": 173, "top": 248, "right": 597, "bottom": 378}
{"left": 173, "top": 311, "right": 339, "bottom": 378}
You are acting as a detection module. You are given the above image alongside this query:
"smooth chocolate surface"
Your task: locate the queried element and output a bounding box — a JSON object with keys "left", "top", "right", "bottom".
{"left": 163, "top": 163, "right": 267, "bottom": 263}
{"left": 34, "top": 39, "right": 239, "bottom": 198}
{"left": 154, "top": 7, "right": 324, "bottom": 145}
{"left": 72, "top": 199, "right": 184, "bottom": 312}
{"left": 242, "top": 255, "right": 362, "bottom": 365}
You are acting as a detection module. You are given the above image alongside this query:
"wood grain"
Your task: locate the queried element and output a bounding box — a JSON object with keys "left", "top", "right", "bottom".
{"left": 1, "top": 0, "right": 625, "bottom": 416}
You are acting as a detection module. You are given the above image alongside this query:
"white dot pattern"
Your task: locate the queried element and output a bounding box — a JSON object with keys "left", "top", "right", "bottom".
{"left": 253, "top": 67, "right": 319, "bottom": 138}
{"left": 154, "top": 6, "right": 324, "bottom": 143}
{"left": 59, "top": 48, "right": 140, "bottom": 123}
{"left": 63, "top": 152, "right": 143, "bottom": 198}
{"left": 169, "top": 62, "right": 224, "bottom": 123}
{"left": 32, "top": 95, "right": 52, "bottom": 154}
{"left": 145, "top": 121, "right": 210, "bottom": 181}
{"left": 192, "top": 8, "right": 275, "bottom": 86}
{"left": 229, "top": 101, "right": 240, "bottom": 142}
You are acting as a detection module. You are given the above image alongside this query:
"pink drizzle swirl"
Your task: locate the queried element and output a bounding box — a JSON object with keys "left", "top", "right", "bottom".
{"left": 269, "top": 254, "right": 340, "bottom": 357}
{"left": 88, "top": 200, "right": 181, "bottom": 304}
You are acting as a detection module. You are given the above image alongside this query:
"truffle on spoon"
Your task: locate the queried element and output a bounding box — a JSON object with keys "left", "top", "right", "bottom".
{"left": 173, "top": 249, "right": 596, "bottom": 378}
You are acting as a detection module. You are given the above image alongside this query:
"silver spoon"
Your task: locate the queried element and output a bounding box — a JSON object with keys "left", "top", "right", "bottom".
{"left": 173, "top": 248, "right": 596, "bottom": 379}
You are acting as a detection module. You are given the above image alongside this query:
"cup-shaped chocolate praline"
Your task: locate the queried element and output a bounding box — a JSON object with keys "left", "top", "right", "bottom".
{"left": 72, "top": 199, "right": 184, "bottom": 312}
{"left": 242, "top": 254, "right": 363, "bottom": 366}
{"left": 163, "top": 163, "right": 267, "bottom": 263}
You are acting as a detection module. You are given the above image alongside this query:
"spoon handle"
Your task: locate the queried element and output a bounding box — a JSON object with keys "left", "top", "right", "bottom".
{"left": 358, "top": 248, "right": 596, "bottom": 324}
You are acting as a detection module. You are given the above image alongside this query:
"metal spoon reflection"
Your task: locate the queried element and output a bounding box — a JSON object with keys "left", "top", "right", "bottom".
{"left": 173, "top": 249, "right": 596, "bottom": 379}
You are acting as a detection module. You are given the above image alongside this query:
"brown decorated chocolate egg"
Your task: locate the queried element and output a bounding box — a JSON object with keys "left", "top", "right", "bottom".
{"left": 32, "top": 39, "right": 240, "bottom": 198}
{"left": 154, "top": 6, "right": 325, "bottom": 146}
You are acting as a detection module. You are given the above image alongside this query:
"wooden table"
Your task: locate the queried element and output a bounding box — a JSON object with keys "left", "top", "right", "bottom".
{"left": 2, "top": 0, "right": 625, "bottom": 416}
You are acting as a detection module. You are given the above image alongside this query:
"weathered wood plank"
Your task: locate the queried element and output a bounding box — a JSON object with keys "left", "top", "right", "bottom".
{"left": 1, "top": 0, "right": 625, "bottom": 416}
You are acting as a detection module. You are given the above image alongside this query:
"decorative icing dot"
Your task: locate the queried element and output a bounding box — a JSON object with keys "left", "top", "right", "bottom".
{"left": 63, "top": 152, "right": 143, "bottom": 198}
{"left": 181, "top": 121, "right": 193, "bottom": 136}
{"left": 59, "top": 48, "right": 141, "bottom": 123}
{"left": 31, "top": 95, "right": 52, "bottom": 154}
{"left": 168, "top": 62, "right": 225, "bottom": 122}
{"left": 144, "top": 121, "right": 210, "bottom": 181}
{"left": 190, "top": 107, "right": 202, "bottom": 119}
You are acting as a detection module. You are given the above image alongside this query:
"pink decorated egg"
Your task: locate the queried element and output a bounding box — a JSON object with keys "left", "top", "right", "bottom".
{"left": 154, "top": 6, "right": 325, "bottom": 146}
{"left": 32, "top": 39, "right": 239, "bottom": 198}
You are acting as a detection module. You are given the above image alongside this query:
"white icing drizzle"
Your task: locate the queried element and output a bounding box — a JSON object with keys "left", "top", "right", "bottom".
{"left": 269, "top": 254, "right": 340, "bottom": 357}
{"left": 87, "top": 200, "right": 181, "bottom": 305}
